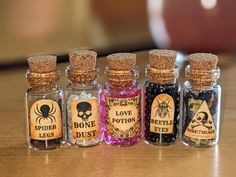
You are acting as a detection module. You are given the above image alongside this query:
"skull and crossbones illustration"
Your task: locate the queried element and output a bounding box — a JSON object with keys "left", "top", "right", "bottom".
{"left": 191, "top": 111, "right": 213, "bottom": 130}
{"left": 76, "top": 102, "right": 92, "bottom": 120}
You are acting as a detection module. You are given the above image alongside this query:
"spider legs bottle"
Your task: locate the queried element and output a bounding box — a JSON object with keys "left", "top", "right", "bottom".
{"left": 101, "top": 53, "right": 142, "bottom": 146}
{"left": 143, "top": 50, "right": 180, "bottom": 146}
{"left": 65, "top": 50, "right": 102, "bottom": 147}
{"left": 182, "top": 53, "right": 221, "bottom": 147}
{"left": 25, "top": 55, "right": 64, "bottom": 150}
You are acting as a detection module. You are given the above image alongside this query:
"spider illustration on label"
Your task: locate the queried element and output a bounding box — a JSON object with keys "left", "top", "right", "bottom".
{"left": 34, "top": 103, "right": 56, "bottom": 124}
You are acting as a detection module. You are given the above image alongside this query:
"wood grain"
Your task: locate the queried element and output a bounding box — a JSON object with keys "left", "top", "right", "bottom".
{"left": 0, "top": 51, "right": 235, "bottom": 177}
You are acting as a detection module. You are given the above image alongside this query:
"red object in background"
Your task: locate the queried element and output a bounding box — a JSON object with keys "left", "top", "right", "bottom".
{"left": 155, "top": 0, "right": 236, "bottom": 51}
{"left": 149, "top": 0, "right": 236, "bottom": 52}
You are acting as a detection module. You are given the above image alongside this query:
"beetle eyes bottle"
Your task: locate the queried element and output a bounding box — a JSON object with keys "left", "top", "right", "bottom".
{"left": 101, "top": 53, "right": 142, "bottom": 146}
{"left": 25, "top": 55, "right": 64, "bottom": 150}
{"left": 182, "top": 53, "right": 221, "bottom": 147}
{"left": 144, "top": 49, "right": 180, "bottom": 146}
{"left": 65, "top": 49, "right": 102, "bottom": 147}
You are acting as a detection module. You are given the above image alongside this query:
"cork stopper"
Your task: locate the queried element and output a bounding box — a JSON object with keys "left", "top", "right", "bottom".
{"left": 69, "top": 49, "right": 97, "bottom": 70}
{"left": 106, "top": 53, "right": 137, "bottom": 87}
{"left": 187, "top": 53, "right": 219, "bottom": 89}
{"left": 188, "top": 53, "right": 218, "bottom": 71}
{"left": 26, "top": 55, "right": 59, "bottom": 91}
{"left": 148, "top": 49, "right": 176, "bottom": 69}
{"left": 27, "top": 55, "right": 56, "bottom": 73}
{"left": 147, "top": 49, "right": 178, "bottom": 84}
{"left": 107, "top": 53, "right": 136, "bottom": 70}
{"left": 67, "top": 49, "right": 97, "bottom": 83}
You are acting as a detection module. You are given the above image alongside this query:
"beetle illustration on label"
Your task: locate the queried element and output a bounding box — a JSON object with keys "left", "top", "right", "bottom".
{"left": 30, "top": 99, "right": 62, "bottom": 140}
{"left": 184, "top": 101, "right": 216, "bottom": 140}
{"left": 150, "top": 94, "right": 175, "bottom": 134}
{"left": 71, "top": 99, "right": 99, "bottom": 141}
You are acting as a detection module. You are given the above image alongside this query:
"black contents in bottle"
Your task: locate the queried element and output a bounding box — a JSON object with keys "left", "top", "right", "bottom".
{"left": 29, "top": 98, "right": 63, "bottom": 150}
{"left": 144, "top": 81, "right": 180, "bottom": 144}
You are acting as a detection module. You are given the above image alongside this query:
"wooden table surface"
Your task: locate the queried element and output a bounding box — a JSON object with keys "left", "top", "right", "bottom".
{"left": 0, "top": 51, "right": 236, "bottom": 177}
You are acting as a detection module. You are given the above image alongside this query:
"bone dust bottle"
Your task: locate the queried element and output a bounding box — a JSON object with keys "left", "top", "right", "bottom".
{"left": 65, "top": 50, "right": 101, "bottom": 147}
{"left": 25, "top": 55, "right": 64, "bottom": 150}
{"left": 144, "top": 49, "right": 180, "bottom": 145}
{"left": 182, "top": 53, "right": 221, "bottom": 147}
{"left": 101, "top": 53, "right": 142, "bottom": 146}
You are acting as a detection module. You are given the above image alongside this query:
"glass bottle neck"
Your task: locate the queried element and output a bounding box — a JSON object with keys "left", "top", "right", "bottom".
{"left": 30, "top": 84, "right": 60, "bottom": 93}
{"left": 26, "top": 69, "right": 60, "bottom": 92}
{"left": 148, "top": 79, "right": 177, "bottom": 86}
{"left": 67, "top": 79, "right": 99, "bottom": 91}
{"left": 145, "top": 64, "right": 179, "bottom": 85}
{"left": 104, "top": 66, "right": 139, "bottom": 89}
{"left": 185, "top": 65, "right": 220, "bottom": 90}
{"left": 66, "top": 65, "right": 98, "bottom": 84}
{"left": 69, "top": 79, "right": 98, "bottom": 86}
{"left": 105, "top": 80, "right": 138, "bottom": 90}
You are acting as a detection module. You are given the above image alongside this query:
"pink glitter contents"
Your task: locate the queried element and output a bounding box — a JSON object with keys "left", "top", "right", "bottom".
{"left": 100, "top": 82, "right": 142, "bottom": 146}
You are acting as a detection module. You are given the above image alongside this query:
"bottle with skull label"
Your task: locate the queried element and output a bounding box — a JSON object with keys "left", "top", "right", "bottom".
{"left": 100, "top": 53, "right": 142, "bottom": 146}
{"left": 65, "top": 49, "right": 102, "bottom": 147}
{"left": 182, "top": 53, "right": 221, "bottom": 147}
{"left": 143, "top": 49, "right": 180, "bottom": 146}
{"left": 25, "top": 55, "right": 64, "bottom": 150}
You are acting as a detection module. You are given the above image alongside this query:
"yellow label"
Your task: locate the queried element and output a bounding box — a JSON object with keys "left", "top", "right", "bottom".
{"left": 189, "top": 98, "right": 203, "bottom": 113}
{"left": 184, "top": 101, "right": 216, "bottom": 139}
{"left": 150, "top": 94, "right": 175, "bottom": 134}
{"left": 106, "top": 96, "right": 141, "bottom": 138}
{"left": 30, "top": 99, "right": 62, "bottom": 140}
{"left": 71, "top": 99, "right": 99, "bottom": 141}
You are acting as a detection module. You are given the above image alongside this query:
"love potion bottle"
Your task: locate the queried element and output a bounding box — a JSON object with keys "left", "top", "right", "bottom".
{"left": 101, "top": 53, "right": 142, "bottom": 146}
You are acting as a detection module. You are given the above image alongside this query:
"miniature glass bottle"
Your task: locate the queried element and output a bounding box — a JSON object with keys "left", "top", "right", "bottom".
{"left": 143, "top": 49, "right": 180, "bottom": 145}
{"left": 182, "top": 53, "right": 221, "bottom": 147}
{"left": 101, "top": 53, "right": 142, "bottom": 146}
{"left": 65, "top": 50, "right": 102, "bottom": 147}
{"left": 25, "top": 55, "right": 64, "bottom": 150}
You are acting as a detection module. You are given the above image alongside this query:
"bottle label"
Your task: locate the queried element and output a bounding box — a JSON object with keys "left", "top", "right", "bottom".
{"left": 30, "top": 99, "right": 62, "bottom": 140}
{"left": 150, "top": 94, "right": 175, "bottom": 134}
{"left": 71, "top": 99, "right": 99, "bottom": 141}
{"left": 106, "top": 95, "right": 141, "bottom": 138}
{"left": 184, "top": 101, "right": 216, "bottom": 139}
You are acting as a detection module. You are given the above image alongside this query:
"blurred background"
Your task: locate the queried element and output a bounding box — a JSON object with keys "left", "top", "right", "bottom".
{"left": 1, "top": 0, "right": 236, "bottom": 66}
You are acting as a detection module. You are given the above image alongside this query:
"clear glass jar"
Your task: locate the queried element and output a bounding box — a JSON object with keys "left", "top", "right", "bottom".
{"left": 65, "top": 67, "right": 102, "bottom": 147}
{"left": 143, "top": 65, "right": 180, "bottom": 145}
{"left": 25, "top": 70, "right": 64, "bottom": 150}
{"left": 101, "top": 66, "right": 142, "bottom": 146}
{"left": 182, "top": 65, "right": 221, "bottom": 147}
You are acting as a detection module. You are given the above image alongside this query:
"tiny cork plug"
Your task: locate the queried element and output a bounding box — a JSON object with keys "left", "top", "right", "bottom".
{"left": 27, "top": 55, "right": 56, "bottom": 73}
{"left": 188, "top": 53, "right": 218, "bottom": 71}
{"left": 107, "top": 53, "right": 136, "bottom": 70}
{"left": 149, "top": 49, "right": 176, "bottom": 69}
{"left": 69, "top": 49, "right": 97, "bottom": 70}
